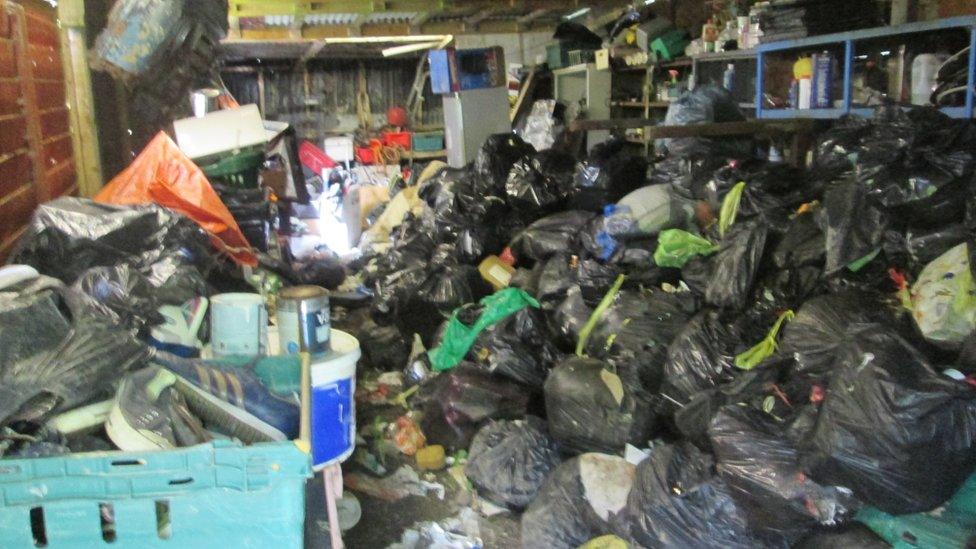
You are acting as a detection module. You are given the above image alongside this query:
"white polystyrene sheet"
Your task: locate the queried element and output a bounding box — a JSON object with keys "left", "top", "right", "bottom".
{"left": 174, "top": 104, "right": 269, "bottom": 160}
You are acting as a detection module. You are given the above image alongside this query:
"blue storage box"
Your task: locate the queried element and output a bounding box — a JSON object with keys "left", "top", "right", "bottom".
{"left": 429, "top": 48, "right": 459, "bottom": 94}
{"left": 0, "top": 441, "right": 311, "bottom": 548}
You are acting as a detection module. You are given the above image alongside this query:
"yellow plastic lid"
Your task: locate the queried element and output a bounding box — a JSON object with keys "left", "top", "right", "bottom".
{"left": 793, "top": 57, "right": 813, "bottom": 79}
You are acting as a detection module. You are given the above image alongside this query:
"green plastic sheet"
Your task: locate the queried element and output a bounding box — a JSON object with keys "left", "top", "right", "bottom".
{"left": 653, "top": 229, "right": 719, "bottom": 268}
{"left": 429, "top": 288, "right": 540, "bottom": 372}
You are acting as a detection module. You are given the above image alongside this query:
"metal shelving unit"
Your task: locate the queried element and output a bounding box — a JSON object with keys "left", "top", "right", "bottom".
{"left": 755, "top": 16, "right": 976, "bottom": 119}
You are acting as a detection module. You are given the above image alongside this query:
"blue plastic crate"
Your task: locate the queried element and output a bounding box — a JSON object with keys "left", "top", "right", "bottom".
{"left": 0, "top": 441, "right": 311, "bottom": 548}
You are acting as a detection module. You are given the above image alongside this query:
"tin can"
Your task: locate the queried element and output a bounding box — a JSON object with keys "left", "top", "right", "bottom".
{"left": 277, "top": 285, "right": 331, "bottom": 356}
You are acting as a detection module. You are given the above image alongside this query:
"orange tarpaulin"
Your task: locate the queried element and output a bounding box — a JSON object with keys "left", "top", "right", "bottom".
{"left": 95, "top": 132, "right": 258, "bottom": 266}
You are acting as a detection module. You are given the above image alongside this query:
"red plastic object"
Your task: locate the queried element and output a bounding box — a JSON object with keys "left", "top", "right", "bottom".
{"left": 298, "top": 141, "right": 337, "bottom": 173}
{"left": 382, "top": 131, "right": 412, "bottom": 150}
{"left": 355, "top": 147, "right": 375, "bottom": 164}
{"left": 387, "top": 106, "right": 408, "bottom": 127}
{"left": 95, "top": 132, "right": 257, "bottom": 266}
{"left": 499, "top": 247, "right": 516, "bottom": 266}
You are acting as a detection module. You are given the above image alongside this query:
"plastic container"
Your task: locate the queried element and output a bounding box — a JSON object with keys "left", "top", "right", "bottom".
{"left": 310, "top": 329, "right": 361, "bottom": 469}
{"left": 199, "top": 148, "right": 265, "bottom": 188}
{"left": 0, "top": 440, "right": 311, "bottom": 548}
{"left": 411, "top": 132, "right": 445, "bottom": 152}
{"left": 210, "top": 293, "right": 268, "bottom": 358}
{"left": 355, "top": 147, "right": 375, "bottom": 165}
{"left": 912, "top": 53, "right": 948, "bottom": 105}
{"left": 382, "top": 132, "right": 412, "bottom": 150}
{"left": 479, "top": 254, "right": 516, "bottom": 291}
{"left": 323, "top": 136, "right": 354, "bottom": 163}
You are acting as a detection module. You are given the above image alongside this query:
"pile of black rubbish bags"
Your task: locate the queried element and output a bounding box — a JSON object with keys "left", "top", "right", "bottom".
{"left": 346, "top": 94, "right": 976, "bottom": 548}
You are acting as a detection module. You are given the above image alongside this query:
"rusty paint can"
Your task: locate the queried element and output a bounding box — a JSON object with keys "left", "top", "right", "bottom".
{"left": 277, "top": 285, "right": 330, "bottom": 357}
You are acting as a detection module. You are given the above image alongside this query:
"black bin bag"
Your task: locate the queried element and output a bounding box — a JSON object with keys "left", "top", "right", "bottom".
{"left": 522, "top": 453, "right": 635, "bottom": 549}
{"left": 709, "top": 406, "right": 858, "bottom": 546}
{"left": 799, "top": 325, "right": 976, "bottom": 515}
{"left": 615, "top": 442, "right": 759, "bottom": 549}
{"left": 468, "top": 307, "right": 562, "bottom": 390}
{"left": 465, "top": 416, "right": 562, "bottom": 511}
{"left": 820, "top": 177, "right": 888, "bottom": 275}
{"left": 505, "top": 149, "right": 578, "bottom": 217}
{"left": 660, "top": 311, "right": 742, "bottom": 409}
{"left": 420, "top": 364, "right": 530, "bottom": 451}
{"left": 705, "top": 219, "right": 769, "bottom": 310}
{"left": 474, "top": 133, "right": 536, "bottom": 192}
{"left": 544, "top": 356, "right": 657, "bottom": 454}
{"left": 509, "top": 210, "right": 595, "bottom": 264}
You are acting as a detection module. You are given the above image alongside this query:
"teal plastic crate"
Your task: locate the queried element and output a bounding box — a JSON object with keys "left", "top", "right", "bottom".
{"left": 411, "top": 132, "right": 445, "bottom": 152}
{"left": 0, "top": 441, "right": 311, "bottom": 548}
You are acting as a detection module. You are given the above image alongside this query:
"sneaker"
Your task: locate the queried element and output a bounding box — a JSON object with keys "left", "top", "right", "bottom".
{"left": 105, "top": 367, "right": 210, "bottom": 451}
{"left": 151, "top": 351, "right": 300, "bottom": 442}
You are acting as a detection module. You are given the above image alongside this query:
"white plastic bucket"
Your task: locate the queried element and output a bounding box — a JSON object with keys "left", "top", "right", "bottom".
{"left": 210, "top": 293, "right": 268, "bottom": 358}
{"left": 310, "top": 329, "right": 361, "bottom": 469}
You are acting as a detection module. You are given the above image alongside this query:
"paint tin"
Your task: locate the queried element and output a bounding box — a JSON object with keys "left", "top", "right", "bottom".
{"left": 277, "top": 285, "right": 331, "bottom": 357}
{"left": 210, "top": 293, "right": 268, "bottom": 358}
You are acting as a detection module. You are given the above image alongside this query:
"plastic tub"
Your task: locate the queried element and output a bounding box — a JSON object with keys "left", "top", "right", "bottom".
{"left": 382, "top": 131, "right": 412, "bottom": 150}
{"left": 310, "top": 329, "right": 361, "bottom": 469}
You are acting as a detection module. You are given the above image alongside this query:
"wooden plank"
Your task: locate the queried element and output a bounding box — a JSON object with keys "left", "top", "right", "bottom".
{"left": 38, "top": 107, "right": 69, "bottom": 136}
{"left": 0, "top": 224, "right": 27, "bottom": 263}
{"left": 0, "top": 115, "right": 26, "bottom": 155}
{"left": 33, "top": 80, "right": 66, "bottom": 110}
{"left": 0, "top": 40, "right": 16, "bottom": 77}
{"left": 45, "top": 158, "right": 75, "bottom": 198}
{"left": 42, "top": 133, "right": 72, "bottom": 166}
{"left": 0, "top": 185, "right": 35, "bottom": 245}
{"left": 9, "top": 2, "right": 47, "bottom": 203}
{"left": 29, "top": 44, "right": 62, "bottom": 80}
{"left": 0, "top": 153, "right": 31, "bottom": 198}
{"left": 569, "top": 118, "right": 818, "bottom": 137}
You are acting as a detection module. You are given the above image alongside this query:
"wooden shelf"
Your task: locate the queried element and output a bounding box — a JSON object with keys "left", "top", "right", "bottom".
{"left": 401, "top": 150, "right": 446, "bottom": 160}
{"left": 611, "top": 100, "right": 672, "bottom": 108}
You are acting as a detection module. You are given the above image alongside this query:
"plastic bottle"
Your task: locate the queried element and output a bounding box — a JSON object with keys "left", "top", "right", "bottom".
{"left": 723, "top": 63, "right": 736, "bottom": 92}
{"left": 702, "top": 19, "right": 718, "bottom": 53}
{"left": 603, "top": 204, "right": 636, "bottom": 236}
{"left": 479, "top": 247, "right": 516, "bottom": 291}
{"left": 793, "top": 56, "right": 813, "bottom": 109}
{"left": 911, "top": 53, "right": 948, "bottom": 105}
{"left": 812, "top": 51, "right": 834, "bottom": 108}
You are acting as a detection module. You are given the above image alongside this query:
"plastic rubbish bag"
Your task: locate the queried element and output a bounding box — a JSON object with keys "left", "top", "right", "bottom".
{"left": 910, "top": 242, "right": 976, "bottom": 348}
{"left": 509, "top": 211, "right": 596, "bottom": 264}
{"left": 653, "top": 229, "right": 718, "bottom": 268}
{"left": 820, "top": 177, "right": 887, "bottom": 275}
{"left": 552, "top": 286, "right": 593, "bottom": 351}
{"left": 72, "top": 264, "right": 163, "bottom": 330}
{"left": 799, "top": 325, "right": 976, "bottom": 515}
{"left": 429, "top": 288, "right": 540, "bottom": 372}
{"left": 0, "top": 278, "right": 147, "bottom": 427}
{"left": 544, "top": 356, "right": 656, "bottom": 454}
{"left": 505, "top": 150, "right": 577, "bottom": 217}
{"left": 474, "top": 134, "right": 536, "bottom": 193}
{"left": 572, "top": 140, "right": 648, "bottom": 212}
{"left": 468, "top": 307, "right": 562, "bottom": 389}
{"left": 359, "top": 319, "right": 410, "bottom": 372}
{"left": 517, "top": 99, "right": 562, "bottom": 151}
{"left": 617, "top": 442, "right": 758, "bottom": 549}
{"left": 705, "top": 220, "right": 769, "bottom": 310}
{"left": 11, "top": 198, "right": 211, "bottom": 285}
{"left": 793, "top": 523, "right": 890, "bottom": 549}
{"left": 465, "top": 416, "right": 562, "bottom": 510}
{"left": 522, "top": 453, "right": 635, "bottom": 549}
{"left": 94, "top": 132, "right": 256, "bottom": 265}
{"left": 657, "top": 86, "right": 748, "bottom": 158}
{"left": 399, "top": 263, "right": 492, "bottom": 347}
{"left": 772, "top": 211, "right": 825, "bottom": 270}
{"left": 883, "top": 223, "right": 970, "bottom": 273}
{"left": 420, "top": 364, "right": 530, "bottom": 451}
{"left": 661, "top": 311, "right": 742, "bottom": 408}
{"left": 779, "top": 291, "right": 897, "bottom": 381}
{"left": 709, "top": 406, "right": 858, "bottom": 545}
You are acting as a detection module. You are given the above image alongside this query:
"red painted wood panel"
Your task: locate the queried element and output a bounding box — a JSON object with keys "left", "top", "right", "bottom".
{"left": 0, "top": 40, "right": 16, "bottom": 78}
{"left": 42, "top": 133, "right": 72, "bottom": 167}
{"left": 33, "top": 80, "right": 64, "bottom": 110}
{"left": 0, "top": 186, "right": 36, "bottom": 246}
{"left": 29, "top": 43, "right": 61, "bottom": 80}
{"left": 0, "top": 79, "right": 21, "bottom": 115}
{"left": 25, "top": 13, "right": 57, "bottom": 48}
{"left": 45, "top": 160, "right": 74, "bottom": 198}
{"left": 0, "top": 153, "right": 29, "bottom": 198}
{"left": 39, "top": 107, "right": 68, "bottom": 136}
{"left": 0, "top": 115, "right": 26, "bottom": 155}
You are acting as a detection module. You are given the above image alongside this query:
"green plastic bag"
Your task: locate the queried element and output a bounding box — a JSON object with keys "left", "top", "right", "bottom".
{"left": 429, "top": 288, "right": 540, "bottom": 372}
{"left": 718, "top": 181, "right": 746, "bottom": 237}
{"left": 734, "top": 310, "right": 794, "bottom": 370}
{"left": 653, "top": 229, "right": 719, "bottom": 268}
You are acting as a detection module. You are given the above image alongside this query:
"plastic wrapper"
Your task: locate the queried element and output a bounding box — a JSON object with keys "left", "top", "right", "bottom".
{"left": 517, "top": 99, "right": 561, "bottom": 152}
{"left": 522, "top": 453, "right": 635, "bottom": 549}
{"left": 799, "top": 325, "right": 976, "bottom": 515}
{"left": 11, "top": 198, "right": 211, "bottom": 285}
{"left": 71, "top": 264, "right": 162, "bottom": 330}
{"left": 820, "top": 177, "right": 887, "bottom": 275}
{"left": 910, "top": 242, "right": 976, "bottom": 348}
{"left": 705, "top": 220, "right": 769, "bottom": 310}
{"left": 572, "top": 140, "right": 648, "bottom": 212}
{"left": 465, "top": 416, "right": 562, "bottom": 510}
{"left": 616, "top": 442, "right": 758, "bottom": 549}
{"left": 505, "top": 150, "right": 577, "bottom": 218}
{"left": 709, "top": 406, "right": 858, "bottom": 545}
{"left": 509, "top": 211, "right": 596, "bottom": 264}
{"left": 661, "top": 311, "right": 742, "bottom": 408}
{"left": 468, "top": 307, "right": 562, "bottom": 389}
{"left": 0, "top": 278, "right": 147, "bottom": 427}
{"left": 779, "top": 291, "right": 897, "bottom": 382}
{"left": 420, "top": 364, "right": 530, "bottom": 451}
{"left": 473, "top": 134, "right": 536, "bottom": 193}
{"left": 544, "top": 356, "right": 656, "bottom": 454}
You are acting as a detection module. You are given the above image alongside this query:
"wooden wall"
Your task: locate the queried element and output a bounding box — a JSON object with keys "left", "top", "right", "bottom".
{"left": 0, "top": 0, "right": 75, "bottom": 261}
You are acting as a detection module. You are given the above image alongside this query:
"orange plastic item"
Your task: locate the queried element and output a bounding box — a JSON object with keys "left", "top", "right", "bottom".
{"left": 95, "top": 132, "right": 257, "bottom": 266}
{"left": 392, "top": 415, "right": 426, "bottom": 456}
{"left": 382, "top": 131, "right": 411, "bottom": 150}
